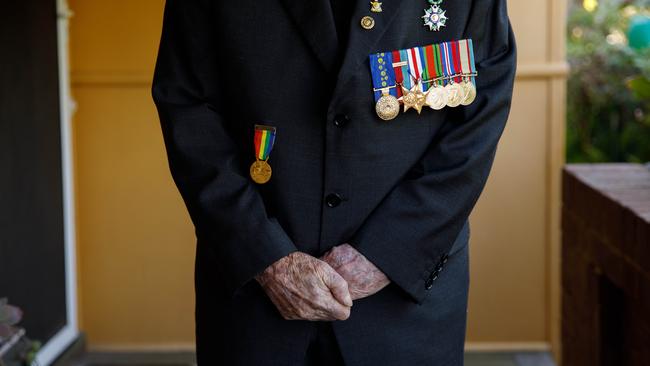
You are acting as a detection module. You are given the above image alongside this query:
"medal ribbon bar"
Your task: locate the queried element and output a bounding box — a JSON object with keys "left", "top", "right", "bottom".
{"left": 368, "top": 38, "right": 478, "bottom": 119}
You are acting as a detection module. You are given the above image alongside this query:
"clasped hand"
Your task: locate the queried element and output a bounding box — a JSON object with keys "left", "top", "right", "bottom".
{"left": 255, "top": 244, "right": 390, "bottom": 321}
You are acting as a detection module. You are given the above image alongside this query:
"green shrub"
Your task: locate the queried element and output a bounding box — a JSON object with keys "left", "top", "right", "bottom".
{"left": 567, "top": 0, "right": 650, "bottom": 163}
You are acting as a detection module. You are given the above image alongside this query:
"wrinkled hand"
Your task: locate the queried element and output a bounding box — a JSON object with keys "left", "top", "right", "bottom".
{"left": 321, "top": 244, "right": 390, "bottom": 301}
{"left": 255, "top": 252, "right": 353, "bottom": 321}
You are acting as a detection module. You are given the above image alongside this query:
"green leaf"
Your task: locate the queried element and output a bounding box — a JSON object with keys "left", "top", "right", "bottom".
{"left": 627, "top": 76, "right": 650, "bottom": 99}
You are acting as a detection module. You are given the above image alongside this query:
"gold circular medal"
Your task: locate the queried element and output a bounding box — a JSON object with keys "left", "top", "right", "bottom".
{"left": 445, "top": 82, "right": 464, "bottom": 108}
{"left": 250, "top": 160, "right": 272, "bottom": 184}
{"left": 426, "top": 86, "right": 448, "bottom": 110}
{"left": 375, "top": 94, "right": 400, "bottom": 121}
{"left": 461, "top": 81, "right": 477, "bottom": 106}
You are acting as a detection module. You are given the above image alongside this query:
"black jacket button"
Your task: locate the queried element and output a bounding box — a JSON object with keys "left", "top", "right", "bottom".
{"left": 333, "top": 114, "right": 350, "bottom": 127}
{"left": 442, "top": 254, "right": 449, "bottom": 264}
{"left": 425, "top": 277, "right": 434, "bottom": 290}
{"left": 325, "top": 193, "right": 343, "bottom": 208}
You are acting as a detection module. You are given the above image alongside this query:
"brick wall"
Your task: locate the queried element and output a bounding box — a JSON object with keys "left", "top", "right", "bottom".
{"left": 562, "top": 164, "right": 650, "bottom": 366}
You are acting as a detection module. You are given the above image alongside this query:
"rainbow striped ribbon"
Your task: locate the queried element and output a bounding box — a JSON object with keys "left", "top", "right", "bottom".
{"left": 253, "top": 125, "right": 276, "bottom": 161}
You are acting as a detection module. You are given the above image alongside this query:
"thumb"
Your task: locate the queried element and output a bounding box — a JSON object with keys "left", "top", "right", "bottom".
{"left": 323, "top": 266, "right": 353, "bottom": 307}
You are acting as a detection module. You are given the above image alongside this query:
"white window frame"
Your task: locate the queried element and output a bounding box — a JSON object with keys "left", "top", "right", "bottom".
{"left": 34, "top": 0, "right": 79, "bottom": 364}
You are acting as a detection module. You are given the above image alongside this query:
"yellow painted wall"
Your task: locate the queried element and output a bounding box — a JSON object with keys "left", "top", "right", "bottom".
{"left": 70, "top": 0, "right": 195, "bottom": 348}
{"left": 69, "top": 0, "right": 567, "bottom": 353}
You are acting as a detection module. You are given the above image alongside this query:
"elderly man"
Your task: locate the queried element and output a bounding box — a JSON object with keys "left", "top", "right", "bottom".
{"left": 152, "top": 0, "right": 516, "bottom": 364}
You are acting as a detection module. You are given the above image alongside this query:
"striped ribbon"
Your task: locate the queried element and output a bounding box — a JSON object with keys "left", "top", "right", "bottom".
{"left": 441, "top": 41, "right": 456, "bottom": 84}
{"left": 253, "top": 125, "right": 276, "bottom": 161}
{"left": 398, "top": 49, "right": 412, "bottom": 90}
{"left": 458, "top": 39, "right": 476, "bottom": 84}
{"left": 433, "top": 44, "right": 444, "bottom": 87}
{"left": 369, "top": 52, "right": 398, "bottom": 101}
{"left": 407, "top": 46, "right": 424, "bottom": 91}
{"left": 391, "top": 50, "right": 404, "bottom": 98}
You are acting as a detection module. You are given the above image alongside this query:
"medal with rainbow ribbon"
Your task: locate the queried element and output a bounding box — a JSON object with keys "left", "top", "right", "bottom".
{"left": 250, "top": 124, "right": 276, "bottom": 184}
{"left": 368, "top": 39, "right": 477, "bottom": 120}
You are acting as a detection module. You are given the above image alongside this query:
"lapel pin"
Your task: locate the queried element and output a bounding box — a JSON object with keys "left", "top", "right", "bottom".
{"left": 370, "top": 1, "right": 383, "bottom": 13}
{"left": 361, "top": 15, "right": 376, "bottom": 30}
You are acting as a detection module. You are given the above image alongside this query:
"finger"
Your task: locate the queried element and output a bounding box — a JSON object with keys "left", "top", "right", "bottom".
{"left": 313, "top": 307, "right": 347, "bottom": 321}
{"left": 326, "top": 298, "right": 351, "bottom": 320}
{"left": 266, "top": 283, "right": 306, "bottom": 321}
{"left": 295, "top": 300, "right": 342, "bottom": 322}
{"left": 311, "top": 294, "right": 350, "bottom": 321}
{"left": 320, "top": 247, "right": 343, "bottom": 269}
{"left": 320, "top": 250, "right": 335, "bottom": 266}
{"left": 333, "top": 244, "right": 358, "bottom": 263}
{"left": 269, "top": 290, "right": 299, "bottom": 320}
{"left": 322, "top": 266, "right": 353, "bottom": 307}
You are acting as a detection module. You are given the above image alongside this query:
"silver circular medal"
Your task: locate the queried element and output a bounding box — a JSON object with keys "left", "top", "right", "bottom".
{"left": 375, "top": 94, "right": 400, "bottom": 121}
{"left": 461, "top": 81, "right": 477, "bottom": 106}
{"left": 426, "top": 85, "right": 447, "bottom": 110}
{"left": 445, "top": 82, "right": 464, "bottom": 108}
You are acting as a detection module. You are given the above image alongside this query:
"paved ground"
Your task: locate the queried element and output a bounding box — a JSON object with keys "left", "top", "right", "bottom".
{"left": 465, "top": 352, "right": 556, "bottom": 366}
{"left": 71, "top": 351, "right": 556, "bottom": 366}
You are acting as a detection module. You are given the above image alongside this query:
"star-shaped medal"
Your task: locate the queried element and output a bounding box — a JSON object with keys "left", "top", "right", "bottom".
{"left": 401, "top": 83, "right": 427, "bottom": 114}
{"left": 422, "top": 5, "right": 448, "bottom": 32}
{"left": 370, "top": 1, "right": 383, "bottom": 12}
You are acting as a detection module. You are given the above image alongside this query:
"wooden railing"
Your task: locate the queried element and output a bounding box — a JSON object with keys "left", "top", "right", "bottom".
{"left": 562, "top": 163, "right": 650, "bottom": 366}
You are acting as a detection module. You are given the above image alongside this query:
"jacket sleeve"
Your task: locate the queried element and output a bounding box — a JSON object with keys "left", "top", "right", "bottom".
{"left": 151, "top": 0, "right": 297, "bottom": 297}
{"left": 349, "top": 0, "right": 517, "bottom": 304}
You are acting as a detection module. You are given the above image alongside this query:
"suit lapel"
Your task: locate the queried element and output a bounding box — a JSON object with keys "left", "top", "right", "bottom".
{"left": 331, "top": 0, "right": 408, "bottom": 104}
{"left": 278, "top": 0, "right": 340, "bottom": 72}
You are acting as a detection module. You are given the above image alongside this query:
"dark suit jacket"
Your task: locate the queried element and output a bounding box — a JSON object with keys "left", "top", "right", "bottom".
{"left": 152, "top": 0, "right": 516, "bottom": 364}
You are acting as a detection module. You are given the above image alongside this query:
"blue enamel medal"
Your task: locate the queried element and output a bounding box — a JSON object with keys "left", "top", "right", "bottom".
{"left": 422, "top": 0, "right": 448, "bottom": 32}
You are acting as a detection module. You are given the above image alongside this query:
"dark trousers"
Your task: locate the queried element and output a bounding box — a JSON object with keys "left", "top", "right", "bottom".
{"left": 304, "top": 322, "right": 345, "bottom": 366}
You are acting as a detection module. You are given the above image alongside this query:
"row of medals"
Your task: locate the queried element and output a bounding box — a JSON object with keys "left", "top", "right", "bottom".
{"left": 375, "top": 76, "right": 477, "bottom": 121}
